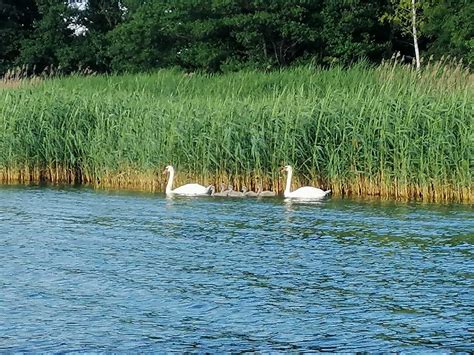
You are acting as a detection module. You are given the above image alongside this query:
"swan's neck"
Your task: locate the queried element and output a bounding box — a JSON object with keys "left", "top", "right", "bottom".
{"left": 284, "top": 169, "right": 293, "bottom": 195}
{"left": 166, "top": 169, "right": 174, "bottom": 194}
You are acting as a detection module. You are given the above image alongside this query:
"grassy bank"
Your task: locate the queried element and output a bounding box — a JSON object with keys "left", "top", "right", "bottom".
{"left": 0, "top": 61, "right": 472, "bottom": 202}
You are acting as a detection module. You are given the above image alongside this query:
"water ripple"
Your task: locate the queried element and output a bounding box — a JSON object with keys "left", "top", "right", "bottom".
{"left": 0, "top": 186, "right": 473, "bottom": 352}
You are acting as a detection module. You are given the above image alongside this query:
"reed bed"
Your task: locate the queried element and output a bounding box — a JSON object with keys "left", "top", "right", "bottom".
{"left": 0, "top": 61, "right": 472, "bottom": 202}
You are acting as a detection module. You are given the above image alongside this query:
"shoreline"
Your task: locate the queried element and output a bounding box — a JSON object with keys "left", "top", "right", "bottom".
{"left": 1, "top": 168, "right": 471, "bottom": 203}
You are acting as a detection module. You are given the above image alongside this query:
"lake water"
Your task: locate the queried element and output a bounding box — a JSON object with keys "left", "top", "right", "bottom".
{"left": 0, "top": 186, "right": 472, "bottom": 352}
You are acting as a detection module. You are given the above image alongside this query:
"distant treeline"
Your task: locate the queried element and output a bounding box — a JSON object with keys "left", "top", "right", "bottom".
{"left": 1, "top": 0, "right": 473, "bottom": 75}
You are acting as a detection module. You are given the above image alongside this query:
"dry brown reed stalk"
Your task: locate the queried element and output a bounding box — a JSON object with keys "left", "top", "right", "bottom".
{"left": 1, "top": 64, "right": 99, "bottom": 90}
{"left": 2, "top": 166, "right": 470, "bottom": 203}
{"left": 0, "top": 65, "right": 45, "bottom": 89}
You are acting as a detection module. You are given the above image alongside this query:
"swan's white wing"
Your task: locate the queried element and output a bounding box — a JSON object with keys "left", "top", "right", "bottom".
{"left": 286, "top": 186, "right": 329, "bottom": 199}
{"left": 172, "top": 183, "right": 210, "bottom": 196}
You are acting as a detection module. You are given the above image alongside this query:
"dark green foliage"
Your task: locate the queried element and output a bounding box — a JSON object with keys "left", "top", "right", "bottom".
{"left": 17, "top": 0, "right": 75, "bottom": 72}
{"left": 0, "top": 0, "right": 472, "bottom": 75}
{"left": 107, "top": 1, "right": 177, "bottom": 72}
{"left": 222, "top": 1, "right": 324, "bottom": 68}
{"left": 107, "top": 0, "right": 374, "bottom": 72}
{"left": 320, "top": 0, "right": 392, "bottom": 64}
{"left": 78, "top": 0, "right": 124, "bottom": 71}
{"left": 423, "top": 0, "right": 473, "bottom": 64}
{"left": 85, "top": 0, "right": 122, "bottom": 33}
{"left": 0, "top": 0, "right": 39, "bottom": 73}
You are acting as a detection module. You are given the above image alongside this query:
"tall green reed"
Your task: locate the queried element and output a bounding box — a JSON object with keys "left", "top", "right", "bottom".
{"left": 0, "top": 61, "right": 472, "bottom": 201}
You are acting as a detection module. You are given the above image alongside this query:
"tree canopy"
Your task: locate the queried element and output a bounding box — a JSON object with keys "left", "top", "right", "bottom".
{"left": 0, "top": 0, "right": 472, "bottom": 75}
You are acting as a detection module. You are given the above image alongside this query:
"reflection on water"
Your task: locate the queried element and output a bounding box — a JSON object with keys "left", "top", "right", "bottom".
{"left": 0, "top": 185, "right": 472, "bottom": 352}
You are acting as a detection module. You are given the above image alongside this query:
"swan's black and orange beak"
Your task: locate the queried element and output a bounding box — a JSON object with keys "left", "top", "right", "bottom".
{"left": 162, "top": 168, "right": 168, "bottom": 175}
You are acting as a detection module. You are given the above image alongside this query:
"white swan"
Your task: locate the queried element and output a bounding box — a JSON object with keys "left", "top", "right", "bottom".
{"left": 282, "top": 165, "right": 331, "bottom": 199}
{"left": 163, "top": 165, "right": 212, "bottom": 196}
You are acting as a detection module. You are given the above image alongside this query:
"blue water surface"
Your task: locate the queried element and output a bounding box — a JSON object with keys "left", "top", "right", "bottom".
{"left": 0, "top": 186, "right": 473, "bottom": 352}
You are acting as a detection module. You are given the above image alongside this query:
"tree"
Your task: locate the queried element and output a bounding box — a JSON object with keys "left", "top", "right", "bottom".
{"left": 411, "top": 0, "right": 421, "bottom": 69}
{"left": 76, "top": 0, "right": 125, "bottom": 72}
{"left": 107, "top": 1, "right": 178, "bottom": 72}
{"left": 0, "top": 0, "right": 39, "bottom": 74}
{"left": 423, "top": 0, "right": 473, "bottom": 65}
{"left": 321, "top": 0, "right": 392, "bottom": 65}
{"left": 16, "top": 0, "right": 125, "bottom": 73}
{"left": 383, "top": 0, "right": 425, "bottom": 68}
{"left": 84, "top": 0, "right": 123, "bottom": 33}
{"left": 17, "top": 0, "right": 77, "bottom": 72}
{"left": 5, "top": 0, "right": 472, "bottom": 74}
{"left": 108, "top": 0, "right": 324, "bottom": 72}
{"left": 223, "top": 1, "right": 323, "bottom": 68}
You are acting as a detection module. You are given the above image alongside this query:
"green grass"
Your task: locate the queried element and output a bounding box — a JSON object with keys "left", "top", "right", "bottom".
{"left": 0, "top": 61, "right": 472, "bottom": 201}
